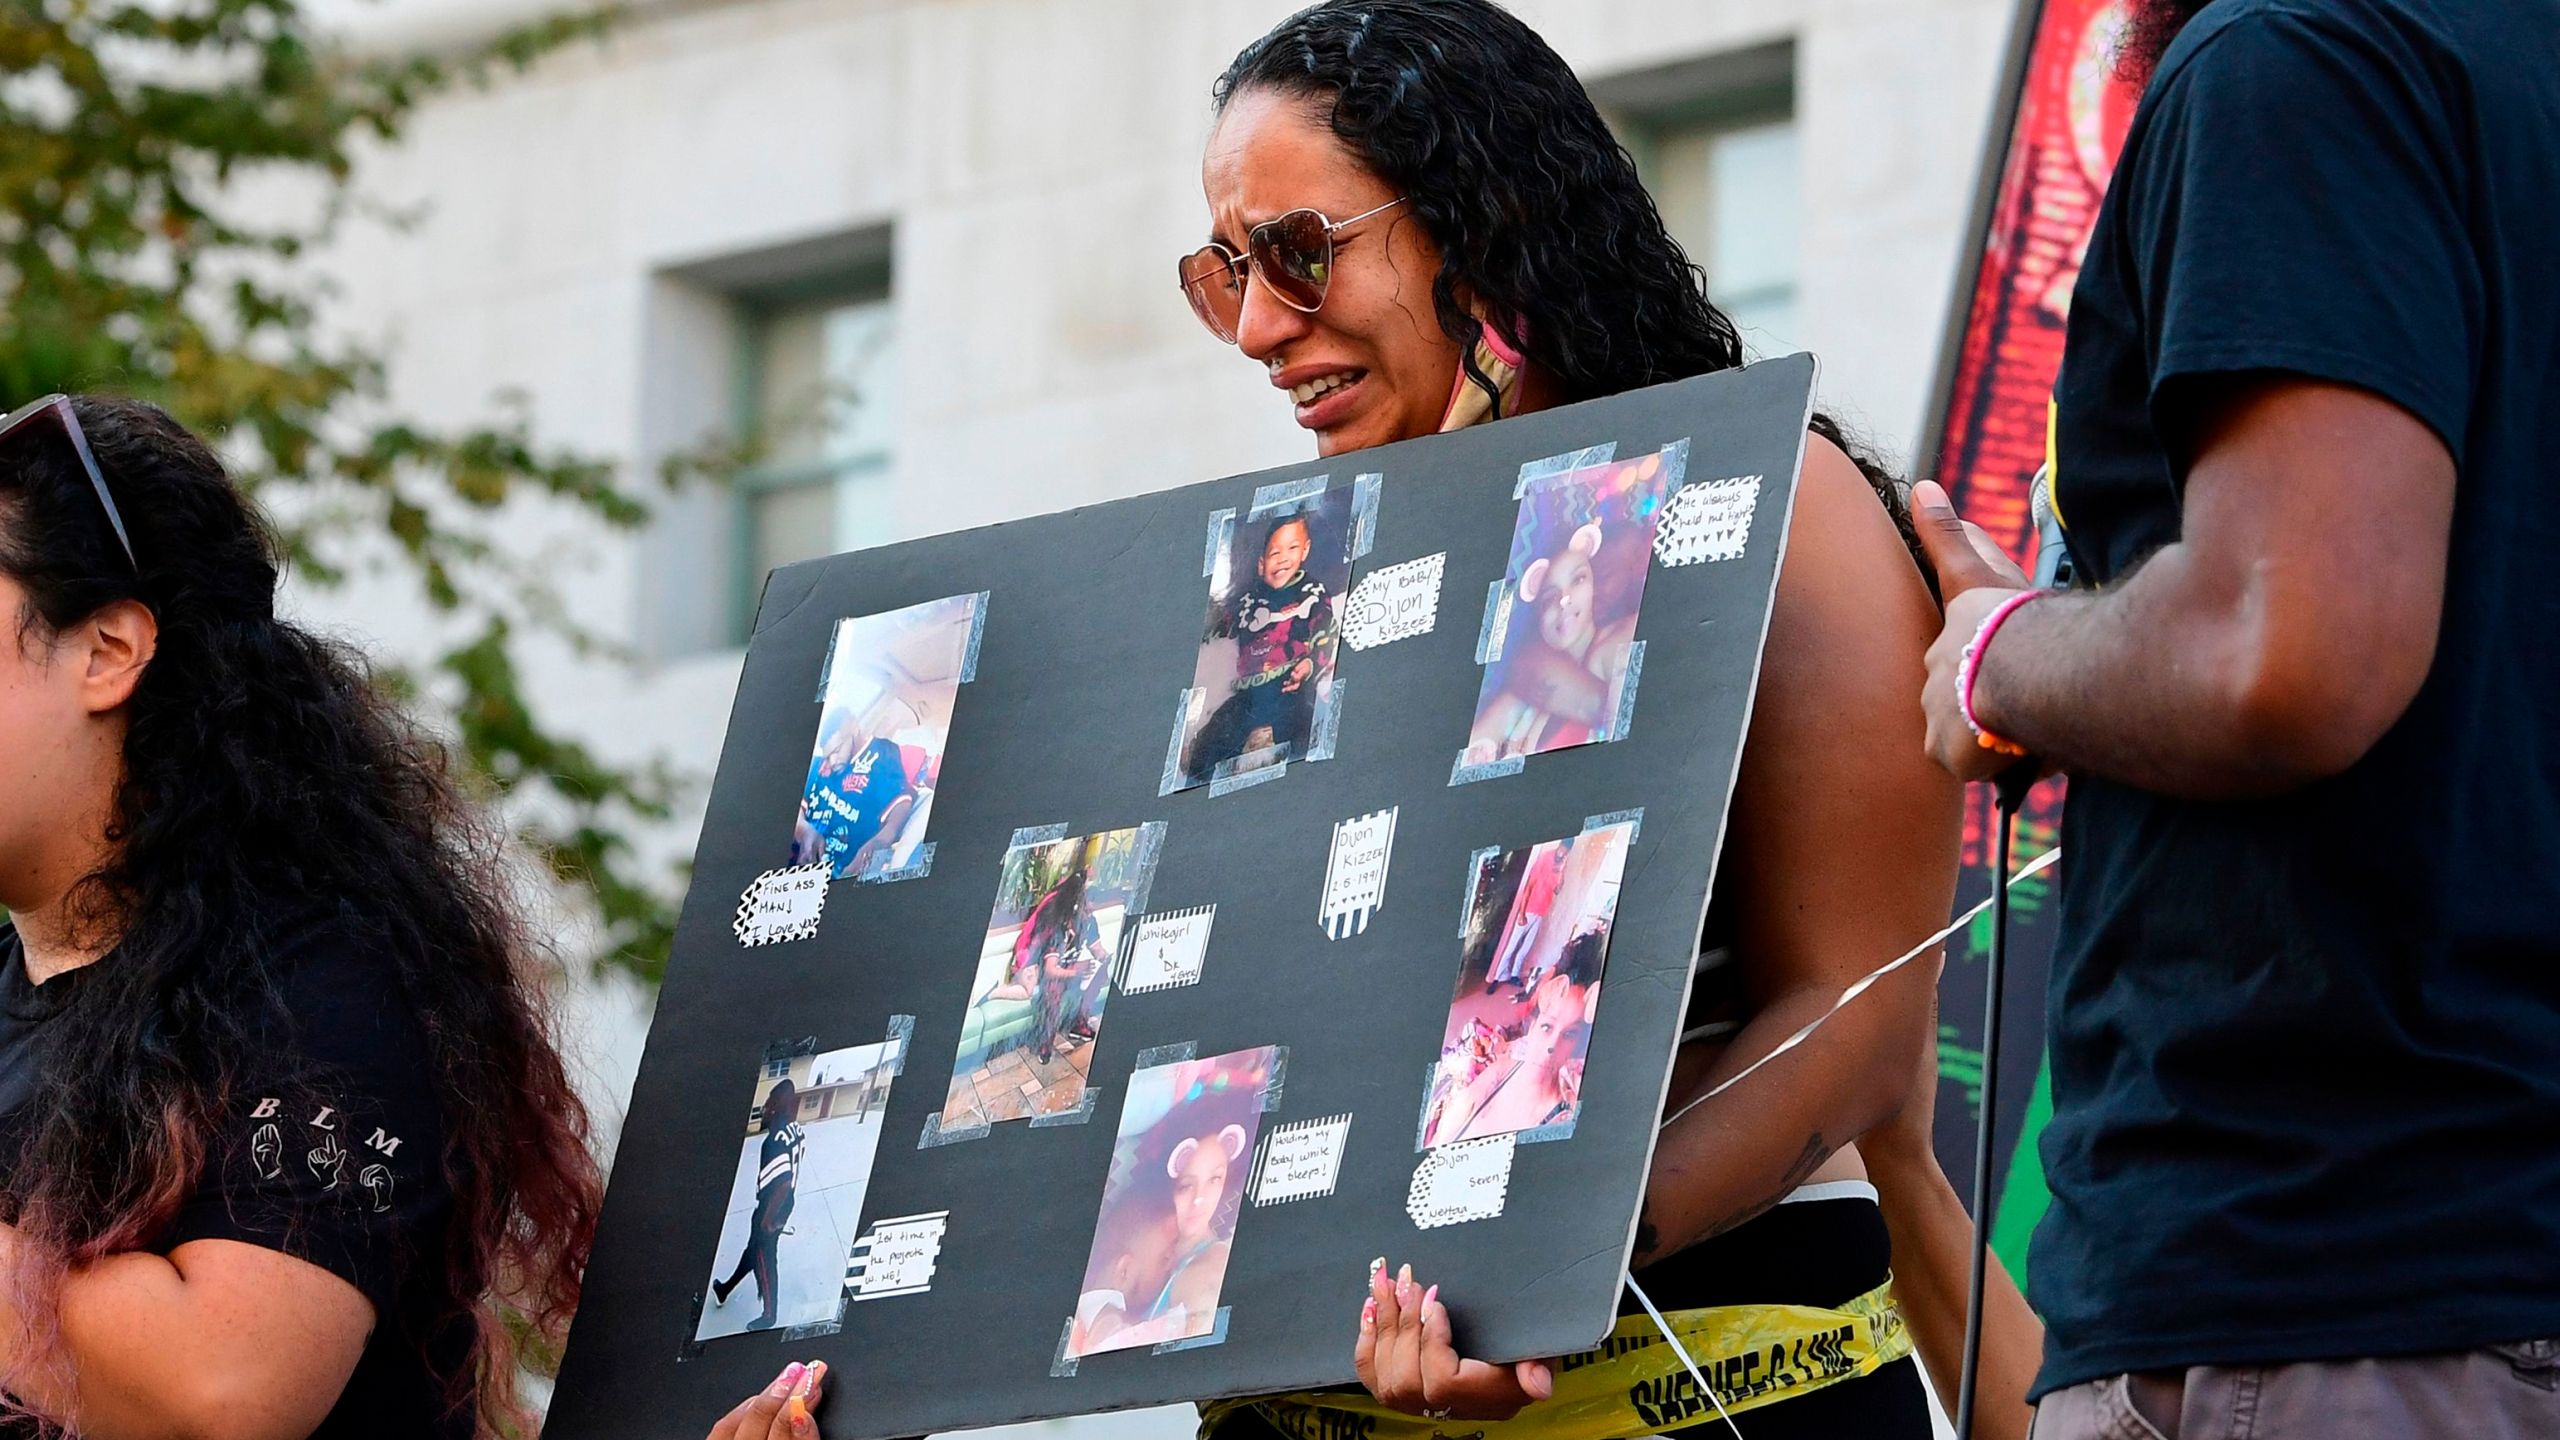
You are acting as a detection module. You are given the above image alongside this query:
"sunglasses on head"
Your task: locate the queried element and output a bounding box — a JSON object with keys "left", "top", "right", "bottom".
{"left": 0, "top": 394, "right": 139, "bottom": 572}
{"left": 1177, "top": 197, "right": 1408, "bottom": 344}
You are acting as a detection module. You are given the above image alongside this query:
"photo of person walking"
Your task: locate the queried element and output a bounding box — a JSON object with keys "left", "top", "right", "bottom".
{"left": 695, "top": 1041, "right": 900, "bottom": 1342}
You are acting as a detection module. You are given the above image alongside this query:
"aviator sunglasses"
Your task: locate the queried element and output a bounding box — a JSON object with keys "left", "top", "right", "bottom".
{"left": 0, "top": 394, "right": 139, "bottom": 571}
{"left": 1177, "top": 197, "right": 1408, "bottom": 344}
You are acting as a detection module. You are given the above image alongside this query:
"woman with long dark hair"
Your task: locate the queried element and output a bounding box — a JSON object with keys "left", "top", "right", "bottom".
{"left": 1184, "top": 3, "right": 1958, "bottom": 1435}
{"left": 0, "top": 394, "right": 600, "bottom": 1437}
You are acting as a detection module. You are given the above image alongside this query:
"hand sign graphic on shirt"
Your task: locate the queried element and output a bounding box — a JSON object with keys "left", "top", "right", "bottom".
{"left": 250, "top": 1122, "right": 284, "bottom": 1182}
{"left": 306, "top": 1130, "right": 346, "bottom": 1189}
{"left": 359, "top": 1163, "right": 395, "bottom": 1214}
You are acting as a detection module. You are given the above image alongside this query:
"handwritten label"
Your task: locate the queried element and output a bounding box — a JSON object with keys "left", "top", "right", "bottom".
{"left": 1655, "top": 474, "right": 1762, "bottom": 567}
{"left": 1320, "top": 807, "right": 1398, "bottom": 941}
{"left": 733, "top": 865, "right": 828, "bottom": 947}
{"left": 846, "top": 1211, "right": 947, "bottom": 1301}
{"left": 1251, "top": 1114, "right": 1353, "bottom": 1206}
{"left": 1342, "top": 552, "right": 1447, "bottom": 650}
{"left": 1406, "top": 1134, "right": 1516, "bottom": 1229}
{"left": 1122, "top": 906, "right": 1215, "bottom": 995}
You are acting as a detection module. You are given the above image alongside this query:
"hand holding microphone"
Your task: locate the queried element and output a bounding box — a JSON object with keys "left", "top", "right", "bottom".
{"left": 1913, "top": 479, "right": 2040, "bottom": 790}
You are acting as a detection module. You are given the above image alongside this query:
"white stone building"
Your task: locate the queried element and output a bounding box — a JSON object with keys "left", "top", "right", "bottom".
{"left": 305, "top": 1, "right": 2013, "bottom": 1432}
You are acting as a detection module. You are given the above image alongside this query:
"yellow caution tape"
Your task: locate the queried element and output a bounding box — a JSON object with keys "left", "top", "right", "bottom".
{"left": 1198, "top": 1275, "right": 1911, "bottom": 1440}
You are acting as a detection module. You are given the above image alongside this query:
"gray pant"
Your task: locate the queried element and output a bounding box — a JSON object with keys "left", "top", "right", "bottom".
{"left": 2033, "top": 1340, "right": 2560, "bottom": 1440}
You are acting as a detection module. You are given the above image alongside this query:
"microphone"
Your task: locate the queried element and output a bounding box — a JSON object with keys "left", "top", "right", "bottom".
{"left": 1957, "top": 462, "right": 2067, "bottom": 1439}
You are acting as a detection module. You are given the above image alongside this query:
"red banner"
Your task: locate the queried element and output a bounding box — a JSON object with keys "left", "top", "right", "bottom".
{"left": 1918, "top": 0, "right": 2138, "bottom": 1262}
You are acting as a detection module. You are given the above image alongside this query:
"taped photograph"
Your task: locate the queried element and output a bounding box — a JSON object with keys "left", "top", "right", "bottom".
{"left": 790, "top": 592, "right": 981, "bottom": 881}
{"left": 1166, "top": 482, "right": 1354, "bottom": 791}
{"left": 1462, "top": 448, "right": 1679, "bottom": 765}
{"left": 1420, "top": 821, "right": 1634, "bottom": 1147}
{"left": 695, "top": 1039, "right": 902, "bottom": 1340}
{"left": 939, "top": 826, "right": 1161, "bottom": 1129}
{"left": 1067, "top": 1045, "right": 1280, "bottom": 1359}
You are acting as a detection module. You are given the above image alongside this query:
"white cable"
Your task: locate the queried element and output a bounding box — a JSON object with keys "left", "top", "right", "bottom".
{"left": 1623, "top": 1268, "right": 1747, "bottom": 1439}
{"left": 1616, "top": 845, "right": 2062, "bottom": 1438}
{"left": 1661, "top": 845, "right": 2060, "bottom": 1134}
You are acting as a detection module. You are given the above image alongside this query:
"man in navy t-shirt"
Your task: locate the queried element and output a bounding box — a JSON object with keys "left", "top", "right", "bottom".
{"left": 1915, "top": 0, "right": 2560, "bottom": 1434}
{"left": 792, "top": 715, "right": 914, "bottom": 879}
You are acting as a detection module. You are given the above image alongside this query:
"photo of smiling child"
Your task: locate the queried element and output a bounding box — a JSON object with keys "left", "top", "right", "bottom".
{"left": 1464, "top": 448, "right": 1678, "bottom": 765}
{"left": 1167, "top": 482, "right": 1355, "bottom": 791}
{"left": 1066, "top": 1045, "right": 1279, "bottom": 1359}
{"left": 1420, "top": 821, "right": 1633, "bottom": 1148}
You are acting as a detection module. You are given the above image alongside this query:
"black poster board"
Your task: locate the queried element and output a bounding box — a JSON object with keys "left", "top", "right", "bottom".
{"left": 549, "top": 357, "right": 1816, "bottom": 1439}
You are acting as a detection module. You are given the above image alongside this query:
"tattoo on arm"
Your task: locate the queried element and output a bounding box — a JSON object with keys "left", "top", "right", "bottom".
{"left": 1636, "top": 1134, "right": 1834, "bottom": 1270}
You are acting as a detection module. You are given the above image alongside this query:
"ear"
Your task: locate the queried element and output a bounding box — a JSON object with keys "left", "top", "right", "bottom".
{"left": 1519, "top": 556, "right": 1552, "bottom": 602}
{"left": 1217, "top": 1123, "right": 1249, "bottom": 1161}
{"left": 1168, "top": 1137, "right": 1200, "bottom": 1179}
{"left": 1581, "top": 979, "right": 1602, "bottom": 1027}
{"left": 1570, "top": 522, "right": 1604, "bottom": 559}
{"left": 79, "top": 599, "right": 157, "bottom": 716}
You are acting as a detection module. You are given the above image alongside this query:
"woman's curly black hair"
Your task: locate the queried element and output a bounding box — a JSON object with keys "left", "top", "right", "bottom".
{"left": 0, "top": 397, "right": 599, "bottom": 1433}
{"left": 1216, "top": 0, "right": 1922, "bottom": 563}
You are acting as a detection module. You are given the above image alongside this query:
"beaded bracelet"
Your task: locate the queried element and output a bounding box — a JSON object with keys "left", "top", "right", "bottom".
{"left": 1956, "top": 589, "right": 2043, "bottom": 756}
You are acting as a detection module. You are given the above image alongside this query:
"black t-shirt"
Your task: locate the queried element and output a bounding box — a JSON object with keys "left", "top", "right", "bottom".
{"left": 0, "top": 919, "right": 469, "bottom": 1437}
{"left": 2038, "top": 0, "right": 2560, "bottom": 1395}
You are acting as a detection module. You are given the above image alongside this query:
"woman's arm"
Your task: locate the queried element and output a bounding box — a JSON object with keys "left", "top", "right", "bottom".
{"left": 1634, "top": 435, "right": 1961, "bottom": 1262}
{"left": 0, "top": 1227, "right": 373, "bottom": 1440}
{"left": 1349, "top": 438, "right": 1964, "bottom": 1421}
{"left": 1859, "top": 993, "right": 2042, "bottom": 1440}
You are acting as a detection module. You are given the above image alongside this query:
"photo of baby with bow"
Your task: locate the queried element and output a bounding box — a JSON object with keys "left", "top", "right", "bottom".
{"left": 1464, "top": 449, "right": 1676, "bottom": 765}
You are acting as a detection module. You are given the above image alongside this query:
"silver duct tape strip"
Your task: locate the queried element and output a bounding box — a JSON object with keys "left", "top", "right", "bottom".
{"left": 1154, "top": 1307, "right": 1232, "bottom": 1354}
{"left": 1461, "top": 846, "right": 1500, "bottom": 934}
{"left": 1202, "top": 508, "right": 1237, "bottom": 578}
{"left": 916, "top": 1112, "right": 990, "bottom": 1150}
{"left": 958, "top": 590, "right": 992, "bottom": 682}
{"left": 1516, "top": 441, "right": 1618, "bottom": 497}
{"left": 1050, "top": 1319, "right": 1082, "bottom": 1378}
{"left": 1133, "top": 1040, "right": 1198, "bottom": 1068}
{"left": 1449, "top": 753, "right": 1525, "bottom": 788}
{"left": 1514, "top": 1117, "right": 1578, "bottom": 1146}
{"left": 815, "top": 616, "right": 844, "bottom": 702}
{"left": 1207, "top": 757, "right": 1290, "bottom": 797}
{"left": 1475, "top": 578, "right": 1512, "bottom": 664}
{"left": 780, "top": 1314, "right": 842, "bottom": 1341}
{"left": 1123, "top": 820, "right": 1170, "bottom": 915}
{"left": 1028, "top": 1088, "right": 1098, "bottom": 1128}
{"left": 1249, "top": 473, "right": 1331, "bottom": 514}
{"left": 1259, "top": 1045, "right": 1290, "bottom": 1113}
{"left": 1303, "top": 675, "right": 1345, "bottom": 762}
{"left": 1159, "top": 689, "right": 1202, "bottom": 796}
{"left": 1607, "top": 641, "right": 1647, "bottom": 742}
{"left": 858, "top": 841, "right": 935, "bottom": 884}
{"left": 882, "top": 1014, "right": 915, "bottom": 1076}
{"left": 1657, "top": 435, "right": 1693, "bottom": 489}
{"left": 1411, "top": 1061, "right": 1442, "bottom": 1152}
{"left": 1583, "top": 807, "right": 1644, "bottom": 841}
{"left": 1008, "top": 821, "right": 1070, "bottom": 849}
{"left": 1349, "top": 471, "right": 1383, "bottom": 559}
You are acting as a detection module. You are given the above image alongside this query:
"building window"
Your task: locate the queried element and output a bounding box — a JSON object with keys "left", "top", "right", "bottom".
{"left": 1643, "top": 114, "right": 1800, "bottom": 356}
{"left": 1602, "top": 42, "right": 1801, "bottom": 360}
{"left": 733, "top": 280, "right": 897, "bottom": 635}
